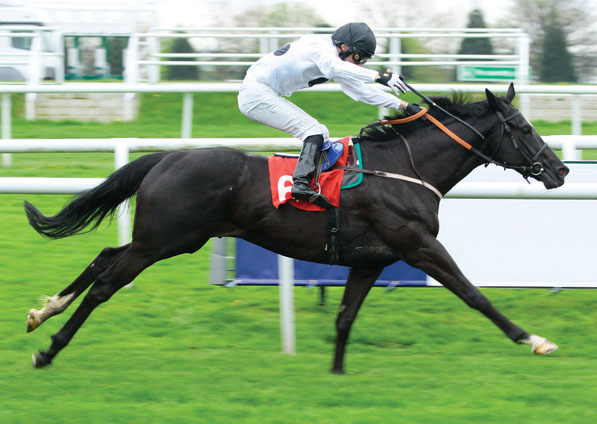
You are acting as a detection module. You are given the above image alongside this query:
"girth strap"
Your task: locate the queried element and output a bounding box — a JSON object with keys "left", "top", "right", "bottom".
{"left": 326, "top": 206, "right": 341, "bottom": 265}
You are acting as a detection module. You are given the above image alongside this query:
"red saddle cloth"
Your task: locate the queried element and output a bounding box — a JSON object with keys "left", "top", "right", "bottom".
{"left": 268, "top": 136, "right": 350, "bottom": 211}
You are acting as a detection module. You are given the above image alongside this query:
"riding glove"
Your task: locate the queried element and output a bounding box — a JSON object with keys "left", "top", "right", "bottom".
{"left": 377, "top": 69, "right": 408, "bottom": 95}
{"left": 405, "top": 103, "right": 423, "bottom": 115}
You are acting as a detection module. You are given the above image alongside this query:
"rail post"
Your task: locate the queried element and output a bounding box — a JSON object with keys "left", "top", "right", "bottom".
{"left": 279, "top": 254, "right": 296, "bottom": 355}
{"left": 1, "top": 93, "right": 11, "bottom": 167}
{"left": 114, "top": 140, "right": 132, "bottom": 246}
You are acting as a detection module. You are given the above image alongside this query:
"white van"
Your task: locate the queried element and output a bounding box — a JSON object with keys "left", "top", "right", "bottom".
{"left": 0, "top": 1, "right": 62, "bottom": 81}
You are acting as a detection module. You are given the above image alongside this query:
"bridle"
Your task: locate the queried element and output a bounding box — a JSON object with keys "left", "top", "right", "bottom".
{"left": 342, "top": 103, "right": 550, "bottom": 200}
{"left": 381, "top": 105, "right": 548, "bottom": 180}
{"left": 492, "top": 109, "right": 547, "bottom": 179}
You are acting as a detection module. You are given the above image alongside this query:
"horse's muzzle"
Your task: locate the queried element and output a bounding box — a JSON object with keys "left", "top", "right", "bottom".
{"left": 543, "top": 164, "right": 569, "bottom": 189}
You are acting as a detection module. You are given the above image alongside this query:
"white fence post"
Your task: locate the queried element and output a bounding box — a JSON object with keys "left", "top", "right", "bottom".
{"left": 572, "top": 96, "right": 582, "bottom": 136}
{"left": 25, "top": 35, "right": 43, "bottom": 121}
{"left": 517, "top": 33, "right": 531, "bottom": 119}
{"left": 389, "top": 32, "right": 401, "bottom": 75}
{"left": 209, "top": 237, "right": 230, "bottom": 285}
{"left": 181, "top": 93, "right": 194, "bottom": 138}
{"left": 114, "top": 141, "right": 132, "bottom": 246}
{"left": 1, "top": 93, "right": 11, "bottom": 167}
{"left": 278, "top": 255, "right": 296, "bottom": 355}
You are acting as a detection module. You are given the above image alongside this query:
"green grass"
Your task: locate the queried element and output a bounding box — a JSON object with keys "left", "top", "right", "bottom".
{"left": 1, "top": 192, "right": 596, "bottom": 423}
{"left": 8, "top": 91, "right": 390, "bottom": 139}
{"left": 8, "top": 91, "right": 597, "bottom": 140}
{"left": 1, "top": 92, "right": 596, "bottom": 423}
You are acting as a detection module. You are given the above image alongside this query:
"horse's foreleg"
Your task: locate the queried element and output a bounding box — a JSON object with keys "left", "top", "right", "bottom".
{"left": 27, "top": 245, "right": 129, "bottom": 333}
{"left": 404, "top": 236, "right": 557, "bottom": 354}
{"left": 332, "top": 267, "right": 382, "bottom": 374}
{"left": 32, "top": 245, "right": 150, "bottom": 368}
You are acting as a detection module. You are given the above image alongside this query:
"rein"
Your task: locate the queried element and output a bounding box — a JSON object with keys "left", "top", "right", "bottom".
{"left": 381, "top": 106, "right": 547, "bottom": 180}
{"left": 344, "top": 103, "right": 549, "bottom": 197}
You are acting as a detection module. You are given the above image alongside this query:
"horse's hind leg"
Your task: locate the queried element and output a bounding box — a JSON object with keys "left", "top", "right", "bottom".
{"left": 332, "top": 267, "right": 382, "bottom": 374}
{"left": 32, "top": 243, "right": 153, "bottom": 368}
{"left": 27, "top": 245, "right": 129, "bottom": 333}
{"left": 404, "top": 234, "right": 557, "bottom": 355}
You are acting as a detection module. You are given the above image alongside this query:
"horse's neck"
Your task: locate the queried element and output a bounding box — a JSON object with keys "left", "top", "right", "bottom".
{"left": 416, "top": 139, "right": 483, "bottom": 195}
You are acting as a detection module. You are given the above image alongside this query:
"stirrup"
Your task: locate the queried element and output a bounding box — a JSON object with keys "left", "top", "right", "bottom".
{"left": 308, "top": 193, "right": 333, "bottom": 209}
{"left": 307, "top": 183, "right": 333, "bottom": 209}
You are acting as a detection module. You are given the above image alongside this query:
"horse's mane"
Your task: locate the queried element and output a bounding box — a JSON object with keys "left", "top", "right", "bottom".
{"left": 360, "top": 92, "right": 489, "bottom": 141}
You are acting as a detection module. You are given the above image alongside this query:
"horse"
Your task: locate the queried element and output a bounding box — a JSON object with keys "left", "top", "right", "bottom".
{"left": 24, "top": 84, "right": 569, "bottom": 373}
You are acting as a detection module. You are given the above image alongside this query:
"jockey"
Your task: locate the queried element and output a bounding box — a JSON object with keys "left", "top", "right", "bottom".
{"left": 238, "top": 22, "right": 421, "bottom": 207}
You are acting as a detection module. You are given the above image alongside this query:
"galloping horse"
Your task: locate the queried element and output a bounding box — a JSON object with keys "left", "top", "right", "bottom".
{"left": 25, "top": 84, "right": 568, "bottom": 373}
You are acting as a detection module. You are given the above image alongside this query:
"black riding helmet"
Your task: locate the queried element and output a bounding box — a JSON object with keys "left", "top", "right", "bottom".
{"left": 332, "top": 22, "right": 376, "bottom": 63}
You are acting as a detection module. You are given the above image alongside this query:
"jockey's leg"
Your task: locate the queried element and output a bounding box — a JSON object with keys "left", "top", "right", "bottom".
{"left": 291, "top": 134, "right": 332, "bottom": 208}
{"left": 238, "top": 82, "right": 332, "bottom": 208}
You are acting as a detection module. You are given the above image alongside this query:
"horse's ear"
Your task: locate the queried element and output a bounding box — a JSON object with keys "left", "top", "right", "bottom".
{"left": 485, "top": 88, "right": 499, "bottom": 110}
{"left": 506, "top": 83, "right": 515, "bottom": 102}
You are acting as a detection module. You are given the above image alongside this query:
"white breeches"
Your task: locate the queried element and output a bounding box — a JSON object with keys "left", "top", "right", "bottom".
{"left": 238, "top": 81, "right": 329, "bottom": 142}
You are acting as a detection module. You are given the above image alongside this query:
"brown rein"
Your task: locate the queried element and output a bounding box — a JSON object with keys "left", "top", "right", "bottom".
{"left": 380, "top": 108, "right": 473, "bottom": 150}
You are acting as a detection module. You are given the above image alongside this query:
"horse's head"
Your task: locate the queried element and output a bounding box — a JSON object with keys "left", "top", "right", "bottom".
{"left": 484, "top": 84, "right": 568, "bottom": 189}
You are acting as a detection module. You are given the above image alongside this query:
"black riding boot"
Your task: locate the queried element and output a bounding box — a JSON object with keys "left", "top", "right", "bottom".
{"left": 291, "top": 134, "right": 332, "bottom": 208}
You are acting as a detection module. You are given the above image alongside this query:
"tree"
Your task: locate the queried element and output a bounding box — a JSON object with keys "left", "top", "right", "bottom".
{"left": 507, "top": 0, "right": 596, "bottom": 82}
{"left": 223, "top": 3, "right": 330, "bottom": 81}
{"left": 351, "top": 0, "right": 452, "bottom": 82}
{"left": 539, "top": 20, "right": 576, "bottom": 82}
{"left": 254, "top": 2, "right": 328, "bottom": 27}
{"left": 165, "top": 36, "right": 199, "bottom": 81}
{"left": 457, "top": 9, "right": 494, "bottom": 57}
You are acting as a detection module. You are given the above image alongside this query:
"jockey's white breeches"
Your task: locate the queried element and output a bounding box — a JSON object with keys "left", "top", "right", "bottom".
{"left": 238, "top": 80, "right": 329, "bottom": 142}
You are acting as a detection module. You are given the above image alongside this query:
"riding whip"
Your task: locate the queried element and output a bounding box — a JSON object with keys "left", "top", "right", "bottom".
{"left": 400, "top": 77, "right": 485, "bottom": 140}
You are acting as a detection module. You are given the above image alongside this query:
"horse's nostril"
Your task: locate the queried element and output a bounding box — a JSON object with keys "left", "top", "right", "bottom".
{"left": 559, "top": 167, "right": 569, "bottom": 177}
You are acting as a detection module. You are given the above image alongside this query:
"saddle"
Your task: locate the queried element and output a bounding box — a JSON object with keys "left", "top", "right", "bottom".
{"left": 269, "top": 137, "right": 358, "bottom": 212}
{"left": 269, "top": 137, "right": 357, "bottom": 265}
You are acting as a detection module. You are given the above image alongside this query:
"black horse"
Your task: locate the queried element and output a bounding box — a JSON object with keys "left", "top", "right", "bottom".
{"left": 25, "top": 84, "right": 568, "bottom": 373}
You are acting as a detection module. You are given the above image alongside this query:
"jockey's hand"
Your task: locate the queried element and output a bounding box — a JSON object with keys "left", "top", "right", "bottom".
{"left": 405, "top": 103, "right": 423, "bottom": 115}
{"left": 376, "top": 69, "right": 408, "bottom": 95}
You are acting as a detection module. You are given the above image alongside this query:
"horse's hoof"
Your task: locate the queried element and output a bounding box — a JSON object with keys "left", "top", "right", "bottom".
{"left": 533, "top": 339, "right": 558, "bottom": 355}
{"left": 27, "top": 309, "right": 42, "bottom": 333}
{"left": 32, "top": 351, "right": 51, "bottom": 369}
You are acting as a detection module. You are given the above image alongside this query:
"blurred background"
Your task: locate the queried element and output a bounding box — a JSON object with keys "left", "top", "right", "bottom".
{"left": 2, "top": 0, "right": 596, "bottom": 84}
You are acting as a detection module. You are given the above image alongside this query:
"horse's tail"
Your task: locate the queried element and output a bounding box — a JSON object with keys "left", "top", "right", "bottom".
{"left": 24, "top": 152, "right": 170, "bottom": 239}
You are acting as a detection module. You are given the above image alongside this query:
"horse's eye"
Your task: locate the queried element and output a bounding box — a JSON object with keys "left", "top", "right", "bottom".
{"left": 521, "top": 126, "right": 532, "bottom": 135}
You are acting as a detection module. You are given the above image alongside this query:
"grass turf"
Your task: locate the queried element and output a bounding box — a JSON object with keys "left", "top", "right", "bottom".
{"left": 1, "top": 204, "right": 596, "bottom": 423}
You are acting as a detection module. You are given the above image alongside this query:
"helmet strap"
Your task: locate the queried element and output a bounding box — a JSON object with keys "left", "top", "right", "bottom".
{"left": 337, "top": 44, "right": 353, "bottom": 61}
